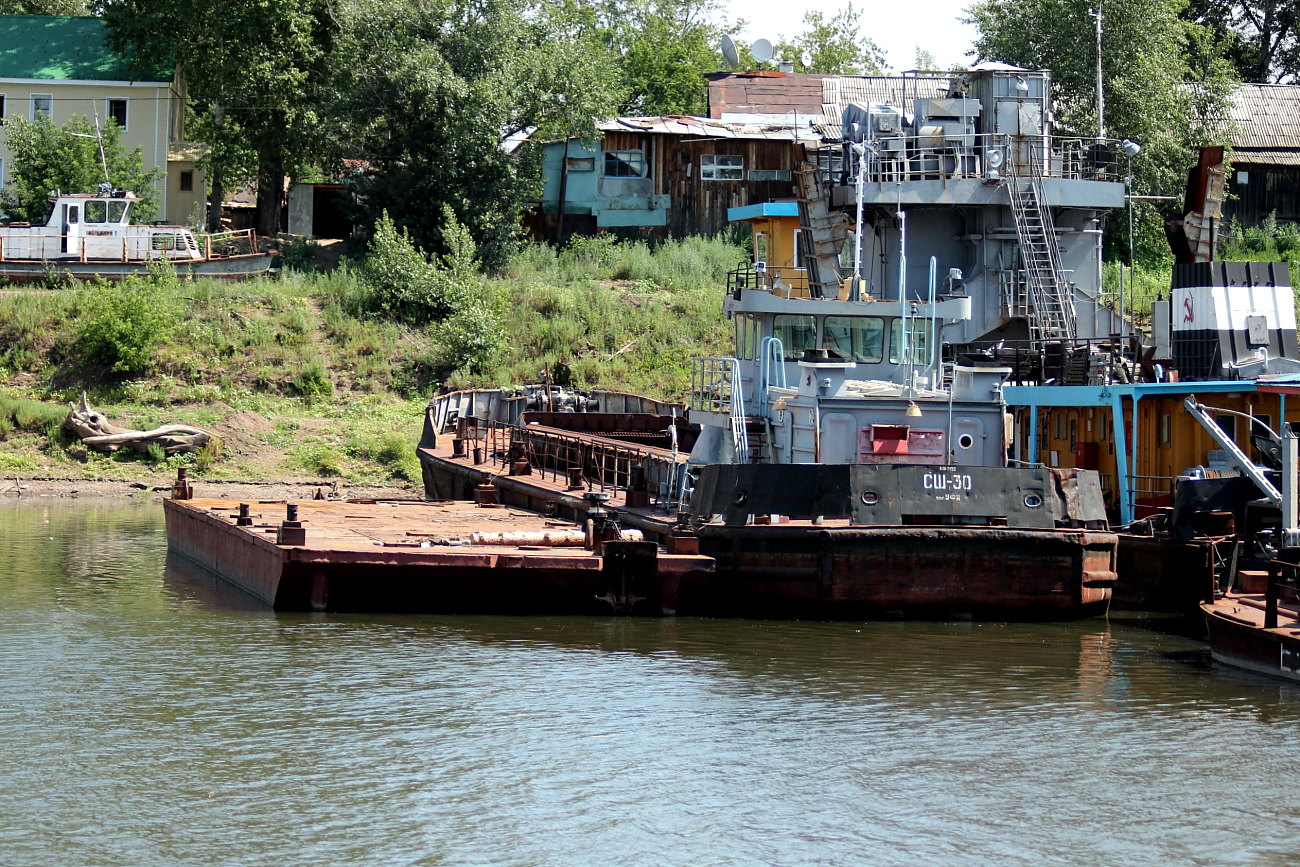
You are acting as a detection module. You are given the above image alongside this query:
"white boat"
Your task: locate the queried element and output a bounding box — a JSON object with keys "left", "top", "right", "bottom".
{"left": 0, "top": 185, "right": 272, "bottom": 282}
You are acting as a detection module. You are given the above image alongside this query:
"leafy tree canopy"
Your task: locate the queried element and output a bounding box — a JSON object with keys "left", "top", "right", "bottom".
{"left": 329, "top": 0, "right": 623, "bottom": 273}
{"left": 1183, "top": 0, "right": 1299, "bottom": 82}
{"left": 0, "top": 114, "right": 159, "bottom": 224}
{"left": 774, "top": 5, "right": 886, "bottom": 75}
{"left": 0, "top": 1, "right": 91, "bottom": 12}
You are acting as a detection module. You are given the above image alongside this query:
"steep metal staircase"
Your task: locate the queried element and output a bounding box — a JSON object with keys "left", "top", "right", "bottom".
{"left": 794, "top": 161, "right": 850, "bottom": 299}
{"left": 1007, "top": 154, "right": 1077, "bottom": 347}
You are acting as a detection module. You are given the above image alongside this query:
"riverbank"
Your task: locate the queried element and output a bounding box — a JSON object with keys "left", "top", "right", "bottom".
{"left": 0, "top": 475, "right": 418, "bottom": 501}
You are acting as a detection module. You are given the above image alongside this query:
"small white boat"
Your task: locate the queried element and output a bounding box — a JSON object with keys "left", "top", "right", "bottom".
{"left": 0, "top": 184, "right": 273, "bottom": 282}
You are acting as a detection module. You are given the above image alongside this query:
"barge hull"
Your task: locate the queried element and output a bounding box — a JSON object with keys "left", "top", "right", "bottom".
{"left": 163, "top": 497, "right": 712, "bottom": 615}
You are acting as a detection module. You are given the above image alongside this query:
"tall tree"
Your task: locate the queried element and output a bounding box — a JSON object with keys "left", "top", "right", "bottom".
{"left": 967, "top": 0, "right": 1236, "bottom": 261}
{"left": 1184, "top": 0, "right": 1300, "bottom": 81}
{"left": 774, "top": 5, "right": 886, "bottom": 74}
{"left": 328, "top": 0, "right": 622, "bottom": 272}
{"left": 105, "top": 0, "right": 336, "bottom": 237}
{"left": 0, "top": 1, "right": 90, "bottom": 12}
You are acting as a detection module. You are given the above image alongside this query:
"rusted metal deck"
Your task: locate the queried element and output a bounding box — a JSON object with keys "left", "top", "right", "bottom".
{"left": 163, "top": 496, "right": 713, "bottom": 615}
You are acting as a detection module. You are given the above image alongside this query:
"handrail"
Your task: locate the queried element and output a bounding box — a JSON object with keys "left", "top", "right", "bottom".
{"left": 758, "top": 336, "right": 786, "bottom": 417}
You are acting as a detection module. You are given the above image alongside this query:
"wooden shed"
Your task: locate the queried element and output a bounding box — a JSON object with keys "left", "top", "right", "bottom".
{"left": 531, "top": 116, "right": 826, "bottom": 243}
{"left": 1224, "top": 84, "right": 1300, "bottom": 226}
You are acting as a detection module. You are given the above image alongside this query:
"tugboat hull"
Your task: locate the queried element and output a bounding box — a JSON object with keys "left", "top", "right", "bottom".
{"left": 691, "top": 523, "right": 1116, "bottom": 619}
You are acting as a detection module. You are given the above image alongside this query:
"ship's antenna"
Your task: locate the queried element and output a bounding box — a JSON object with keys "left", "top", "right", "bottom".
{"left": 66, "top": 108, "right": 112, "bottom": 186}
{"left": 1090, "top": 3, "right": 1104, "bottom": 139}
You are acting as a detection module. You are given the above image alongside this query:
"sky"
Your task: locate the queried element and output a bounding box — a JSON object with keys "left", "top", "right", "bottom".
{"left": 721, "top": 0, "right": 979, "bottom": 73}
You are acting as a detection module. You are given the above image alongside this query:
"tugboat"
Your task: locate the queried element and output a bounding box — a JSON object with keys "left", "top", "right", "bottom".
{"left": 0, "top": 184, "right": 272, "bottom": 282}
{"left": 420, "top": 63, "right": 1122, "bottom": 619}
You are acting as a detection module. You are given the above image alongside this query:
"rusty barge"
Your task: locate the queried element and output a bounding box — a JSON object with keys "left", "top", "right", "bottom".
{"left": 162, "top": 492, "right": 713, "bottom": 615}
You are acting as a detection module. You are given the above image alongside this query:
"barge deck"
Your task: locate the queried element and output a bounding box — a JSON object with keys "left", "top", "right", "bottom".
{"left": 163, "top": 496, "right": 713, "bottom": 615}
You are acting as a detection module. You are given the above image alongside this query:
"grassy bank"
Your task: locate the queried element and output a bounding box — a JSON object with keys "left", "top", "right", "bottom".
{"left": 0, "top": 235, "right": 739, "bottom": 487}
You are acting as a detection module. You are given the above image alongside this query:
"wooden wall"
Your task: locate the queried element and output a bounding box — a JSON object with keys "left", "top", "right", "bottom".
{"left": 1223, "top": 164, "right": 1300, "bottom": 226}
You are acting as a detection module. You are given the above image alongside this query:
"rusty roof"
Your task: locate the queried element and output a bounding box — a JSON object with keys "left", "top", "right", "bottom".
{"left": 1230, "top": 84, "right": 1300, "bottom": 149}
{"left": 596, "top": 115, "right": 822, "bottom": 142}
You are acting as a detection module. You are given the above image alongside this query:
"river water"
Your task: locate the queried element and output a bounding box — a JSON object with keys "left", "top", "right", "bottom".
{"left": 3, "top": 500, "right": 1300, "bottom": 866}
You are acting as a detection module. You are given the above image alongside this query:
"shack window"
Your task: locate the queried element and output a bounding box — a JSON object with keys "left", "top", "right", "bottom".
{"left": 179, "top": 171, "right": 194, "bottom": 192}
{"left": 888, "top": 318, "right": 929, "bottom": 364}
{"left": 29, "top": 93, "right": 52, "bottom": 120}
{"left": 754, "top": 232, "right": 768, "bottom": 266}
{"left": 84, "top": 200, "right": 106, "bottom": 223}
{"left": 773, "top": 314, "right": 817, "bottom": 360}
{"left": 748, "top": 169, "right": 791, "bottom": 181}
{"left": 823, "top": 316, "right": 885, "bottom": 363}
{"left": 1159, "top": 412, "right": 1171, "bottom": 445}
{"left": 565, "top": 157, "right": 594, "bottom": 172}
{"left": 107, "top": 98, "right": 127, "bottom": 129}
{"left": 701, "top": 154, "right": 744, "bottom": 181}
{"left": 792, "top": 229, "right": 805, "bottom": 268}
{"left": 603, "top": 150, "right": 645, "bottom": 178}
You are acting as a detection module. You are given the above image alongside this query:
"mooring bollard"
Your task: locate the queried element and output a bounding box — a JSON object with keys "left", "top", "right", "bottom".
{"left": 277, "top": 502, "right": 306, "bottom": 546}
{"left": 236, "top": 502, "right": 253, "bottom": 526}
{"left": 171, "top": 467, "right": 192, "bottom": 500}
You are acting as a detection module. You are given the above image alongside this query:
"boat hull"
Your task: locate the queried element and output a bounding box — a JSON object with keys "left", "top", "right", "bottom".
{"left": 0, "top": 254, "right": 273, "bottom": 283}
{"left": 1201, "top": 598, "right": 1300, "bottom": 683}
{"left": 689, "top": 523, "right": 1117, "bottom": 619}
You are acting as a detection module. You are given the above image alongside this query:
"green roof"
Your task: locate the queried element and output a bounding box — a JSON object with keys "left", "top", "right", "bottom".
{"left": 0, "top": 15, "right": 171, "bottom": 83}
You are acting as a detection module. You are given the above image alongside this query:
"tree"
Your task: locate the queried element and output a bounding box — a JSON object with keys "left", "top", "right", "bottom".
{"left": 105, "top": 0, "right": 336, "bottom": 237}
{"left": 1183, "top": 0, "right": 1300, "bottom": 81}
{"left": 967, "top": 0, "right": 1237, "bottom": 262}
{"left": 0, "top": 114, "right": 159, "bottom": 223}
{"left": 328, "top": 0, "right": 622, "bottom": 272}
{"left": 0, "top": 1, "right": 91, "bottom": 12}
{"left": 774, "top": 5, "right": 886, "bottom": 74}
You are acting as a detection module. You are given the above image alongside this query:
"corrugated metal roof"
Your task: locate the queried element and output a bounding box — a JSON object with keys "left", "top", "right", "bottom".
{"left": 596, "top": 116, "right": 822, "bottom": 142}
{"left": 1230, "top": 84, "right": 1300, "bottom": 149}
{"left": 0, "top": 15, "right": 171, "bottom": 82}
{"left": 1231, "top": 148, "right": 1300, "bottom": 166}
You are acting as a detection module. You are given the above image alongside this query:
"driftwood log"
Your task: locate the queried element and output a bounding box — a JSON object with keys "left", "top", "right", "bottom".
{"left": 64, "top": 393, "right": 213, "bottom": 455}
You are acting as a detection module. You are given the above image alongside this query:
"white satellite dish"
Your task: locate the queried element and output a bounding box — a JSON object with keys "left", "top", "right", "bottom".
{"left": 750, "top": 38, "right": 773, "bottom": 64}
{"left": 721, "top": 35, "right": 740, "bottom": 69}
{"left": 801, "top": 50, "right": 813, "bottom": 68}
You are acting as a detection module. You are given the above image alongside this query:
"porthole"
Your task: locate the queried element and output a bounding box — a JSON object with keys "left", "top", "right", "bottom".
{"left": 958, "top": 434, "right": 975, "bottom": 449}
{"left": 733, "top": 490, "right": 748, "bottom": 507}
{"left": 861, "top": 491, "right": 879, "bottom": 505}
{"left": 1024, "top": 493, "right": 1044, "bottom": 508}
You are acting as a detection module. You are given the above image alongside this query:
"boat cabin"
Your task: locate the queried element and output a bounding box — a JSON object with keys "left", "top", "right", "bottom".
{"left": 0, "top": 185, "right": 202, "bottom": 262}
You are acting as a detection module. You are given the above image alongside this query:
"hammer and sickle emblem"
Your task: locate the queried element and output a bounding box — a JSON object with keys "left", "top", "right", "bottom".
{"left": 1182, "top": 296, "right": 1194, "bottom": 323}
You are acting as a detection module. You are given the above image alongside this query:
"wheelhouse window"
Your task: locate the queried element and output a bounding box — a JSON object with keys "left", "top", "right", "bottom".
{"left": 29, "top": 93, "right": 52, "bottom": 120}
{"left": 84, "top": 200, "right": 107, "bottom": 223}
{"left": 823, "top": 316, "right": 885, "bottom": 363}
{"left": 107, "top": 98, "right": 127, "bottom": 129}
{"left": 888, "top": 318, "right": 930, "bottom": 365}
{"left": 701, "top": 154, "right": 744, "bottom": 181}
{"left": 602, "top": 150, "right": 645, "bottom": 178}
{"left": 734, "top": 313, "right": 761, "bottom": 360}
{"left": 773, "top": 314, "right": 817, "bottom": 360}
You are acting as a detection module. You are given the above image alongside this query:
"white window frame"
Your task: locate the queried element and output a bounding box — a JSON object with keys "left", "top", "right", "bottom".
{"left": 29, "top": 93, "right": 52, "bottom": 120}
{"left": 792, "top": 229, "right": 805, "bottom": 268}
{"left": 106, "top": 97, "right": 128, "bottom": 130}
{"left": 701, "top": 154, "right": 744, "bottom": 181}
{"left": 0, "top": 157, "right": 5, "bottom": 189}
{"left": 0, "top": 93, "right": 6, "bottom": 125}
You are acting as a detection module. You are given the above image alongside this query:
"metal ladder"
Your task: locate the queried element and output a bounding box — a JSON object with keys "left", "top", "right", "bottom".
{"left": 794, "top": 161, "right": 849, "bottom": 299}
{"left": 1008, "top": 152, "right": 1076, "bottom": 346}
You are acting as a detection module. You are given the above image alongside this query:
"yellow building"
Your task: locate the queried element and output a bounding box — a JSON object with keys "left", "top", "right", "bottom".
{"left": 0, "top": 15, "right": 201, "bottom": 225}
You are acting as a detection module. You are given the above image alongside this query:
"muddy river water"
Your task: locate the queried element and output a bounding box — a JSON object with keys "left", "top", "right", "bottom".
{"left": 2, "top": 499, "right": 1300, "bottom": 865}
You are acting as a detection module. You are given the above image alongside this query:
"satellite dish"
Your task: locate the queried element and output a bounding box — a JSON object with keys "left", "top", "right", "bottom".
{"left": 721, "top": 35, "right": 740, "bottom": 69}
{"left": 750, "top": 38, "right": 773, "bottom": 64}
{"left": 801, "top": 51, "right": 813, "bottom": 69}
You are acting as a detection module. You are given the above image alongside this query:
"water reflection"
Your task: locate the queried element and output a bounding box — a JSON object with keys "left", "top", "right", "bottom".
{"left": 5, "top": 500, "right": 1300, "bottom": 865}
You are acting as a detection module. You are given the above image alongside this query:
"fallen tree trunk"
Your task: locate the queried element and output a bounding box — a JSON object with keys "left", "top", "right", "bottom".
{"left": 64, "top": 393, "right": 213, "bottom": 455}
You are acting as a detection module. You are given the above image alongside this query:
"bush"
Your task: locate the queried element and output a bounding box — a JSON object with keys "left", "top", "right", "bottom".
{"left": 75, "top": 281, "right": 177, "bottom": 374}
